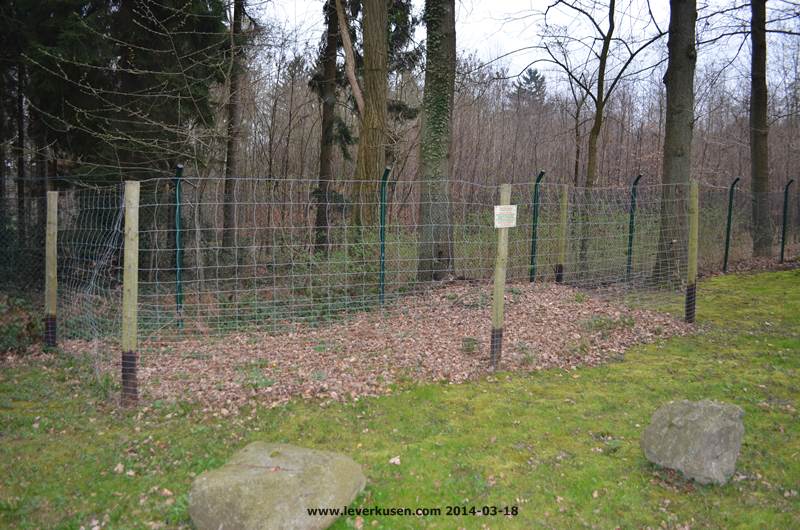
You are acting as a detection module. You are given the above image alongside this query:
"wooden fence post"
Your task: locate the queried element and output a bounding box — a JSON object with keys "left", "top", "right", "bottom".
{"left": 490, "top": 184, "right": 512, "bottom": 369}
{"left": 44, "top": 191, "right": 58, "bottom": 348}
{"left": 685, "top": 180, "right": 699, "bottom": 323}
{"left": 122, "top": 181, "right": 140, "bottom": 406}
{"left": 555, "top": 184, "right": 569, "bottom": 283}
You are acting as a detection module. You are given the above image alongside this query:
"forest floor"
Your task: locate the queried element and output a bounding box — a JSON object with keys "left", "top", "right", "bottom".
{"left": 55, "top": 281, "right": 689, "bottom": 408}
{"left": 1, "top": 269, "right": 799, "bottom": 528}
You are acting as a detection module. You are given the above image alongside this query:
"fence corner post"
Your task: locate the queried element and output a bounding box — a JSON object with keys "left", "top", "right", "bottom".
{"left": 685, "top": 180, "right": 699, "bottom": 323}
{"left": 44, "top": 190, "right": 58, "bottom": 348}
{"left": 379, "top": 166, "right": 391, "bottom": 305}
{"left": 490, "top": 183, "right": 512, "bottom": 369}
{"left": 780, "top": 179, "right": 795, "bottom": 263}
{"left": 122, "top": 180, "right": 140, "bottom": 406}
{"left": 625, "top": 174, "right": 643, "bottom": 282}
{"left": 529, "top": 170, "right": 545, "bottom": 283}
{"left": 723, "top": 177, "right": 740, "bottom": 273}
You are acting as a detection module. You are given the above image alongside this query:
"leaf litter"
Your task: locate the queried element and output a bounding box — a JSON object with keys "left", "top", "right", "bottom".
{"left": 57, "top": 282, "right": 689, "bottom": 409}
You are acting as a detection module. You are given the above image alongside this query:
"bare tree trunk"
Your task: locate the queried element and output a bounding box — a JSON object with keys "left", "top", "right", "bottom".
{"left": 35, "top": 132, "right": 46, "bottom": 228}
{"left": 418, "top": 0, "right": 456, "bottom": 281}
{"left": 334, "top": 0, "right": 364, "bottom": 115}
{"left": 577, "top": 0, "right": 615, "bottom": 274}
{"left": 572, "top": 97, "right": 584, "bottom": 186}
{"left": 585, "top": 108, "right": 605, "bottom": 189}
{"left": 315, "top": 0, "right": 338, "bottom": 252}
{"left": 653, "top": 0, "right": 696, "bottom": 285}
{"left": 267, "top": 57, "right": 284, "bottom": 180}
{"left": 352, "top": 0, "right": 388, "bottom": 227}
{"left": 1, "top": 68, "right": 6, "bottom": 212}
{"left": 222, "top": 0, "right": 244, "bottom": 251}
{"left": 282, "top": 63, "right": 297, "bottom": 178}
{"left": 16, "top": 60, "right": 26, "bottom": 244}
{"left": 750, "top": 0, "right": 771, "bottom": 257}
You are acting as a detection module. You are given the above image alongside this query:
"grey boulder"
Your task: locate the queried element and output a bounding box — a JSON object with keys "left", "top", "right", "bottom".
{"left": 189, "top": 442, "right": 366, "bottom": 530}
{"left": 641, "top": 399, "right": 744, "bottom": 485}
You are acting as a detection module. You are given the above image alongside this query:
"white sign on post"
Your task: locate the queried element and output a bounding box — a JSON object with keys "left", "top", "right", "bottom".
{"left": 494, "top": 205, "right": 517, "bottom": 228}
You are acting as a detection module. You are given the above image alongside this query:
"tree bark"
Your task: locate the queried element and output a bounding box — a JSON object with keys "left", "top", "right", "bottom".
{"left": 417, "top": 0, "right": 456, "bottom": 281}
{"left": 750, "top": 0, "right": 771, "bottom": 257}
{"left": 352, "top": 0, "right": 388, "bottom": 227}
{"left": 315, "top": 0, "right": 339, "bottom": 253}
{"left": 653, "top": 0, "right": 697, "bottom": 286}
{"left": 222, "top": 0, "right": 244, "bottom": 251}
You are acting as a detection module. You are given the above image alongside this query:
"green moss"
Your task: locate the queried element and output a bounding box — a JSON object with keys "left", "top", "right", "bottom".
{"left": 0, "top": 270, "right": 798, "bottom": 528}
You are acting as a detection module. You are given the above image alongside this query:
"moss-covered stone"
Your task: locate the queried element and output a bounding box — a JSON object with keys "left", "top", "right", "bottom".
{"left": 641, "top": 399, "right": 744, "bottom": 485}
{"left": 188, "top": 442, "right": 366, "bottom": 530}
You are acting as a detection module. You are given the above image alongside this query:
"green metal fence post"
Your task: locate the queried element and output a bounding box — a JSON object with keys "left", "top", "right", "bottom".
{"left": 625, "top": 174, "right": 643, "bottom": 282}
{"left": 174, "top": 164, "right": 184, "bottom": 328}
{"left": 781, "top": 178, "right": 795, "bottom": 263}
{"left": 723, "top": 177, "right": 740, "bottom": 273}
{"left": 555, "top": 184, "right": 568, "bottom": 283}
{"left": 529, "top": 170, "right": 545, "bottom": 282}
{"left": 378, "top": 166, "right": 391, "bottom": 305}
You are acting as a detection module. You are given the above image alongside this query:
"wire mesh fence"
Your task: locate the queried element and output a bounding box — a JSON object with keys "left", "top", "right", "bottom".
{"left": 0, "top": 193, "right": 46, "bottom": 293}
{"left": 1, "top": 173, "right": 798, "bottom": 404}
{"left": 53, "top": 178, "right": 688, "bottom": 340}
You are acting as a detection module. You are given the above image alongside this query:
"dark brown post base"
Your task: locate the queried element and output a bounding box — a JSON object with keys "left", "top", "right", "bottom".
{"left": 121, "top": 350, "right": 138, "bottom": 406}
{"left": 43, "top": 314, "right": 57, "bottom": 348}
{"left": 684, "top": 282, "right": 696, "bottom": 323}
{"left": 489, "top": 327, "right": 503, "bottom": 369}
{"left": 554, "top": 264, "right": 564, "bottom": 284}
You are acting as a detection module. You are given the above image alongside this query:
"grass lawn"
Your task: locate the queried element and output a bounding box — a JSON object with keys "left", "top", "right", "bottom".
{"left": 1, "top": 270, "right": 798, "bottom": 529}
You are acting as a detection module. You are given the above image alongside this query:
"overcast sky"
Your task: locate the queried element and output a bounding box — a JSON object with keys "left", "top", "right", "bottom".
{"left": 258, "top": 0, "right": 797, "bottom": 99}
{"left": 262, "top": 0, "right": 672, "bottom": 77}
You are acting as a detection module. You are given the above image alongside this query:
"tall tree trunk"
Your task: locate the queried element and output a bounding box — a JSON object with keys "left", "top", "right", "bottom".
{"left": 334, "top": 0, "right": 364, "bottom": 116}
{"left": 572, "top": 106, "right": 582, "bottom": 187}
{"left": 1, "top": 68, "right": 6, "bottom": 212}
{"left": 577, "top": 0, "right": 615, "bottom": 276}
{"left": 352, "top": 0, "right": 388, "bottom": 227}
{"left": 750, "top": 0, "right": 771, "bottom": 257}
{"left": 653, "top": 0, "right": 697, "bottom": 285}
{"left": 315, "top": 0, "right": 339, "bottom": 252}
{"left": 16, "top": 60, "right": 26, "bottom": 244}
{"left": 35, "top": 131, "right": 46, "bottom": 229}
{"left": 222, "top": 0, "right": 244, "bottom": 251}
{"left": 282, "top": 62, "right": 298, "bottom": 177}
{"left": 417, "top": 0, "right": 456, "bottom": 281}
{"left": 584, "top": 0, "right": 615, "bottom": 189}
{"left": 266, "top": 57, "right": 283, "bottom": 180}
{"left": 585, "top": 107, "right": 604, "bottom": 189}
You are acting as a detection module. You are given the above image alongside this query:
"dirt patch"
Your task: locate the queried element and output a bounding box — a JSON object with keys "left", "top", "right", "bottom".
{"left": 49, "top": 282, "right": 689, "bottom": 409}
